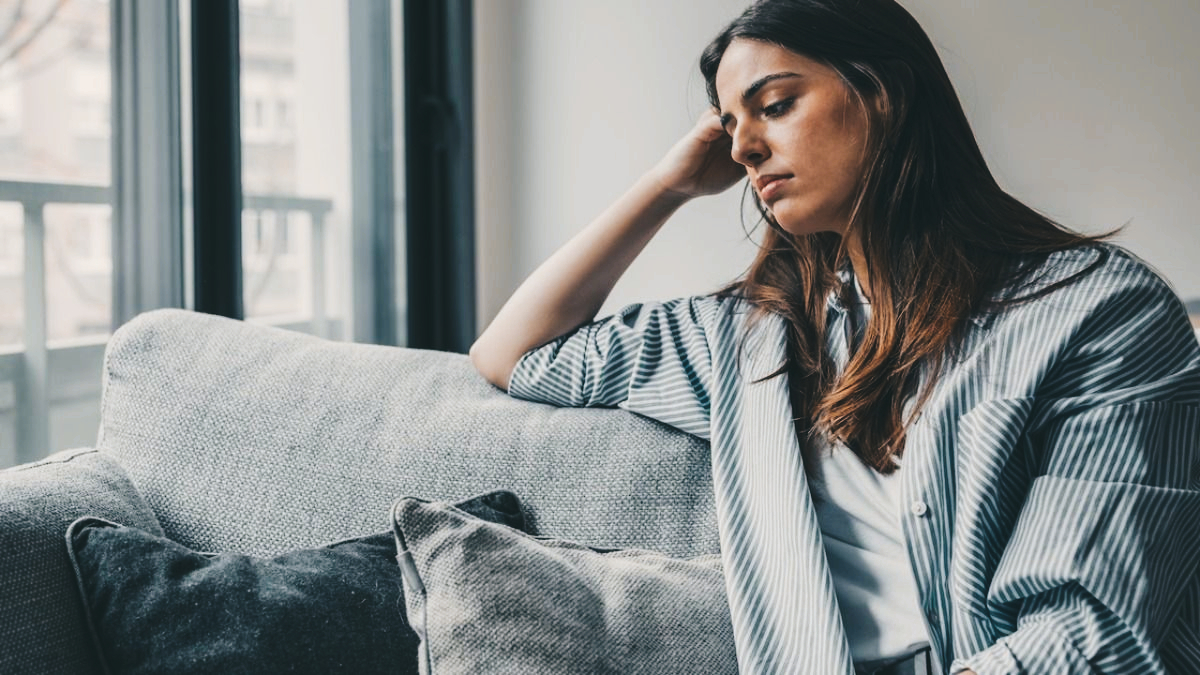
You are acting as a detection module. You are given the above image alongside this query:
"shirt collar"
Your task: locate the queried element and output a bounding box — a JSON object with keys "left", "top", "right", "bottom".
{"left": 825, "top": 264, "right": 991, "bottom": 329}
{"left": 827, "top": 263, "right": 868, "bottom": 315}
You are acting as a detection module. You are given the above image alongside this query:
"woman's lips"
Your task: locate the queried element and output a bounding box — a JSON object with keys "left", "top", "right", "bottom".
{"left": 757, "top": 175, "right": 791, "bottom": 202}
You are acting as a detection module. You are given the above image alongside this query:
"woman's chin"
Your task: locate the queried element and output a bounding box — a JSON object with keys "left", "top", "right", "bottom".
{"left": 771, "top": 213, "right": 846, "bottom": 239}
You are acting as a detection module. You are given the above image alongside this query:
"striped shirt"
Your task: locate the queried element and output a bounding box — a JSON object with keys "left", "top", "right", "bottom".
{"left": 508, "top": 244, "right": 1200, "bottom": 674}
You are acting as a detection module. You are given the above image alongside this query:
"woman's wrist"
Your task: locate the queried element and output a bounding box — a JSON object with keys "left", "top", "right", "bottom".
{"left": 641, "top": 167, "right": 698, "bottom": 210}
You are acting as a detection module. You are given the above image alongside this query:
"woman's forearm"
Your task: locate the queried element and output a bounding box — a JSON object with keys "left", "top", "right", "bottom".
{"left": 469, "top": 171, "right": 691, "bottom": 390}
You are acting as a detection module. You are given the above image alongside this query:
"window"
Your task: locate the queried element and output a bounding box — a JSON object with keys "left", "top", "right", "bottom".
{"left": 3, "top": 0, "right": 470, "bottom": 469}
{"left": 0, "top": 0, "right": 113, "bottom": 467}
{"left": 237, "top": 0, "right": 397, "bottom": 341}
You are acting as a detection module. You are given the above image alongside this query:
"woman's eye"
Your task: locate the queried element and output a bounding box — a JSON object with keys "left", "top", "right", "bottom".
{"left": 762, "top": 98, "right": 795, "bottom": 118}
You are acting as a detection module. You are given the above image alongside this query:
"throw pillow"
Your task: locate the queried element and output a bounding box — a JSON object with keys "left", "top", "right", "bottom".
{"left": 390, "top": 497, "right": 738, "bottom": 675}
{"left": 67, "top": 490, "right": 526, "bottom": 675}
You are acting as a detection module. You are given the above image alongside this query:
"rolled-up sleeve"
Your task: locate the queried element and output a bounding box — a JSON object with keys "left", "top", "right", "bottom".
{"left": 954, "top": 471, "right": 1200, "bottom": 674}
{"left": 507, "top": 296, "right": 719, "bottom": 439}
{"left": 953, "top": 273, "right": 1200, "bottom": 674}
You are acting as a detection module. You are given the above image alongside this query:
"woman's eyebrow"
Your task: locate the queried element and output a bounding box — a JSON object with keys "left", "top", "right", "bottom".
{"left": 719, "top": 72, "right": 804, "bottom": 122}
{"left": 742, "top": 72, "right": 803, "bottom": 102}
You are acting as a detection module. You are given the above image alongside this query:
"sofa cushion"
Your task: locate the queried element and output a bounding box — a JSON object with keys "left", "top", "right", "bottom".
{"left": 67, "top": 491, "right": 525, "bottom": 675}
{"left": 99, "top": 309, "right": 717, "bottom": 559}
{"left": 0, "top": 448, "right": 163, "bottom": 675}
{"left": 391, "top": 497, "right": 738, "bottom": 675}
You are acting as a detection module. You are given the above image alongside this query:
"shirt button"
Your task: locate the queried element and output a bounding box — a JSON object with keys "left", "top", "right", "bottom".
{"left": 910, "top": 500, "right": 929, "bottom": 517}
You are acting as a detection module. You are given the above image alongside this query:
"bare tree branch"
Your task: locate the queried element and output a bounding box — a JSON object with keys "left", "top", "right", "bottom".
{"left": 0, "top": 0, "right": 27, "bottom": 51}
{"left": 0, "top": 0, "right": 70, "bottom": 68}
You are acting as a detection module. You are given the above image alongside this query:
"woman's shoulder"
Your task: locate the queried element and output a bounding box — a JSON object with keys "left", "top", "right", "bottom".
{"left": 981, "top": 242, "right": 1192, "bottom": 342}
{"left": 606, "top": 293, "right": 758, "bottom": 342}
{"left": 621, "top": 293, "right": 752, "bottom": 319}
{"left": 640, "top": 292, "right": 785, "bottom": 355}
{"left": 657, "top": 291, "right": 756, "bottom": 326}
{"left": 996, "top": 242, "right": 1178, "bottom": 309}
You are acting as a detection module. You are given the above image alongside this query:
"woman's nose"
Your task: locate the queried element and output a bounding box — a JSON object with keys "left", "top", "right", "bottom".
{"left": 730, "top": 124, "right": 768, "bottom": 167}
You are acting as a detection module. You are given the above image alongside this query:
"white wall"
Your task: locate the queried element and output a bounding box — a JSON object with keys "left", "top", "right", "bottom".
{"left": 474, "top": 0, "right": 1200, "bottom": 330}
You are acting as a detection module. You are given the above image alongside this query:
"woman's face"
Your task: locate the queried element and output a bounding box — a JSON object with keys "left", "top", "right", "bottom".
{"left": 714, "top": 39, "right": 868, "bottom": 237}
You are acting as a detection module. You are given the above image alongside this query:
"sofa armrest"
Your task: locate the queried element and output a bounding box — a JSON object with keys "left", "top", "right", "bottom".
{"left": 0, "top": 448, "right": 164, "bottom": 675}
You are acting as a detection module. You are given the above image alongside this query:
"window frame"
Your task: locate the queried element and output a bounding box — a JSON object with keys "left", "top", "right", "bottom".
{"left": 3, "top": 0, "right": 477, "bottom": 467}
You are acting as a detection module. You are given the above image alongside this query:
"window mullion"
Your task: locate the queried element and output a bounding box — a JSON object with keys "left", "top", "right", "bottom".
{"left": 190, "top": 0, "right": 244, "bottom": 319}
{"left": 111, "top": 0, "right": 186, "bottom": 327}
{"left": 402, "top": 0, "right": 476, "bottom": 353}
{"left": 348, "top": 0, "right": 398, "bottom": 346}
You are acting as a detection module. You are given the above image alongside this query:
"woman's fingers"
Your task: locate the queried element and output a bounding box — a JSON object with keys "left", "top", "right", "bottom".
{"left": 694, "top": 109, "right": 728, "bottom": 141}
{"left": 651, "top": 110, "right": 743, "bottom": 198}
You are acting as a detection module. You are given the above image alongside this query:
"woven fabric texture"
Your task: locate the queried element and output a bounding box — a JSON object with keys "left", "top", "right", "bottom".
{"left": 0, "top": 448, "right": 164, "bottom": 675}
{"left": 393, "top": 497, "right": 737, "bottom": 675}
{"left": 65, "top": 492, "right": 527, "bottom": 675}
{"left": 98, "top": 309, "right": 718, "bottom": 558}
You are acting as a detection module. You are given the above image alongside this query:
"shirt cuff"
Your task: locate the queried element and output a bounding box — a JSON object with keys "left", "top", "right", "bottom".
{"left": 949, "top": 640, "right": 1018, "bottom": 675}
{"left": 949, "top": 620, "right": 1092, "bottom": 674}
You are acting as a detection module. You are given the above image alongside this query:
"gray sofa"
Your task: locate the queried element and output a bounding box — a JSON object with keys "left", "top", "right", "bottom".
{"left": 0, "top": 309, "right": 720, "bottom": 674}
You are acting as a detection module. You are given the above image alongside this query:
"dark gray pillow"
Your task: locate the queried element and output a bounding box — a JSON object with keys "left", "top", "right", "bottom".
{"left": 391, "top": 497, "right": 738, "bottom": 675}
{"left": 67, "top": 491, "right": 526, "bottom": 675}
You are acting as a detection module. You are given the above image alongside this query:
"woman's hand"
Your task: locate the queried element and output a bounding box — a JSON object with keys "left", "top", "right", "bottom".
{"left": 471, "top": 111, "right": 742, "bottom": 389}
{"left": 649, "top": 110, "right": 746, "bottom": 199}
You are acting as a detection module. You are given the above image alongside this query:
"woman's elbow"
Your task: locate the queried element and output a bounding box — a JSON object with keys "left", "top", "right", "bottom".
{"left": 468, "top": 340, "right": 513, "bottom": 391}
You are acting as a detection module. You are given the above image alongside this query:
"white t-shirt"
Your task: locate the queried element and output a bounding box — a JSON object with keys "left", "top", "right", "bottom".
{"left": 808, "top": 278, "right": 931, "bottom": 663}
{"left": 808, "top": 437, "right": 932, "bottom": 662}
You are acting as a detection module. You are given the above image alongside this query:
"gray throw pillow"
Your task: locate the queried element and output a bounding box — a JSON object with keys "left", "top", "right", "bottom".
{"left": 68, "top": 491, "right": 526, "bottom": 675}
{"left": 390, "top": 497, "right": 738, "bottom": 675}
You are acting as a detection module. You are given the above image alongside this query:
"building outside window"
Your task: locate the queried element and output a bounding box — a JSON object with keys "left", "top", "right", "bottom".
{"left": 0, "top": 0, "right": 114, "bottom": 465}
{"left": 0, "top": 0, "right": 405, "bottom": 468}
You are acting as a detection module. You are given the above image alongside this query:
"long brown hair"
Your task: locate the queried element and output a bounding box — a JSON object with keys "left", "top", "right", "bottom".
{"left": 700, "top": 0, "right": 1111, "bottom": 473}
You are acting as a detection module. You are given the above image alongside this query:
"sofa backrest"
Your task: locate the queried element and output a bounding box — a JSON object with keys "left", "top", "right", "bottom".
{"left": 97, "top": 309, "right": 719, "bottom": 558}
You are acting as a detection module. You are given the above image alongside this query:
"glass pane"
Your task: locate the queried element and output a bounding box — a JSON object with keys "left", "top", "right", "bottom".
{"left": 0, "top": 0, "right": 113, "bottom": 344}
{"left": 0, "top": 377, "right": 14, "bottom": 467}
{"left": 240, "top": 0, "right": 353, "bottom": 340}
{"left": 0, "top": 0, "right": 111, "bottom": 184}
{"left": 0, "top": 0, "right": 112, "bottom": 467}
{"left": 242, "top": 208, "right": 312, "bottom": 319}
{"left": 44, "top": 203, "right": 111, "bottom": 342}
{"left": 0, "top": 203, "right": 21, "bottom": 348}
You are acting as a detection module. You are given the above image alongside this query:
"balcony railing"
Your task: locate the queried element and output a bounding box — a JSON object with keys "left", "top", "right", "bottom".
{"left": 242, "top": 193, "right": 336, "bottom": 338}
{"left": 0, "top": 179, "right": 334, "bottom": 468}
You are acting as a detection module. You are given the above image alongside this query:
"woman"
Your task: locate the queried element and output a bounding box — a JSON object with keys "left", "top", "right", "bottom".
{"left": 470, "top": 0, "right": 1200, "bottom": 673}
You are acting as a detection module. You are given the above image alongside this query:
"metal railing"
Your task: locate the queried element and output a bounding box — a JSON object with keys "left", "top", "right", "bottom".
{"left": 0, "top": 179, "right": 111, "bottom": 467}
{"left": 242, "top": 193, "right": 334, "bottom": 338}
{"left": 0, "top": 179, "right": 334, "bottom": 467}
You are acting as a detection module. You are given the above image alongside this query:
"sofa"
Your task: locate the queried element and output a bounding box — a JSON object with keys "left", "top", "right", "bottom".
{"left": 0, "top": 309, "right": 724, "bottom": 674}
